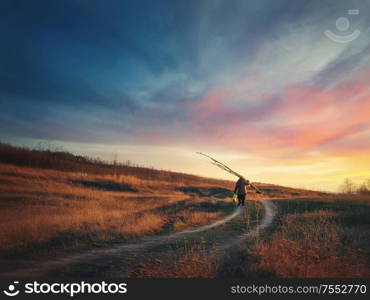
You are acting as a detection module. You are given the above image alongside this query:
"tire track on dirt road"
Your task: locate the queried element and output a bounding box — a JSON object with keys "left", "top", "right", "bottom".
{"left": 0, "top": 204, "right": 244, "bottom": 278}
{"left": 213, "top": 200, "right": 277, "bottom": 253}
{"left": 0, "top": 199, "right": 277, "bottom": 278}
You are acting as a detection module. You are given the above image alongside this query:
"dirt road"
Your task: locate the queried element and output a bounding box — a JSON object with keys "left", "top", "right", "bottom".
{"left": 0, "top": 199, "right": 276, "bottom": 278}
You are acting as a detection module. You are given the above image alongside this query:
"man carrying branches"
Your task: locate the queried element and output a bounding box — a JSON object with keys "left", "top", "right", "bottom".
{"left": 234, "top": 177, "right": 260, "bottom": 206}
{"left": 197, "top": 152, "right": 262, "bottom": 207}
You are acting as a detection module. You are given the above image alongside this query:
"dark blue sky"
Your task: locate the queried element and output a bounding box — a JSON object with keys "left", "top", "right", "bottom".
{"left": 0, "top": 0, "right": 333, "bottom": 142}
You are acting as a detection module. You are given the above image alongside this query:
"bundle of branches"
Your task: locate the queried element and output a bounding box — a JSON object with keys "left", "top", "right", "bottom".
{"left": 197, "top": 152, "right": 243, "bottom": 178}
{"left": 197, "top": 152, "right": 262, "bottom": 193}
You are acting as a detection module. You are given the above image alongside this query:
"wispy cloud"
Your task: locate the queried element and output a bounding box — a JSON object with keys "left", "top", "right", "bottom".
{"left": 1, "top": 0, "right": 369, "bottom": 190}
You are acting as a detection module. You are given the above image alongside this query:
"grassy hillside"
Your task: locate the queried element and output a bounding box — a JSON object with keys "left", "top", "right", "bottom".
{"left": 0, "top": 142, "right": 368, "bottom": 278}
{"left": 0, "top": 162, "right": 234, "bottom": 258}
{"left": 0, "top": 142, "right": 230, "bottom": 185}
{"left": 0, "top": 143, "right": 315, "bottom": 258}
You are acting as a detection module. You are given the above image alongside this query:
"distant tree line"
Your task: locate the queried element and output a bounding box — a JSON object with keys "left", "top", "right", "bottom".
{"left": 0, "top": 142, "right": 230, "bottom": 186}
{"left": 339, "top": 178, "right": 370, "bottom": 194}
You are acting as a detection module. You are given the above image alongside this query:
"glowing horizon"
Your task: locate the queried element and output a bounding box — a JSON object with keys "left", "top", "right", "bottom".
{"left": 2, "top": 136, "right": 369, "bottom": 193}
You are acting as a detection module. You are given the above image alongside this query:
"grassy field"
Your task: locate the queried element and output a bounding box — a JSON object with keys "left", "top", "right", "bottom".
{"left": 0, "top": 143, "right": 369, "bottom": 278}
{"left": 129, "top": 196, "right": 370, "bottom": 278}
{"left": 249, "top": 196, "right": 370, "bottom": 278}
{"left": 0, "top": 163, "right": 234, "bottom": 258}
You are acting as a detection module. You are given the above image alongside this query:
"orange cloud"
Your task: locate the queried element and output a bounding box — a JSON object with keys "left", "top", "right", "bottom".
{"left": 184, "top": 68, "right": 370, "bottom": 158}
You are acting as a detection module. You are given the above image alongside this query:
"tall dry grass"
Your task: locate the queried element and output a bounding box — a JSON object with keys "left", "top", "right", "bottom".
{"left": 131, "top": 242, "right": 217, "bottom": 278}
{"left": 251, "top": 209, "right": 369, "bottom": 277}
{"left": 0, "top": 142, "right": 231, "bottom": 186}
{"left": 173, "top": 211, "right": 221, "bottom": 231}
{"left": 0, "top": 163, "right": 228, "bottom": 256}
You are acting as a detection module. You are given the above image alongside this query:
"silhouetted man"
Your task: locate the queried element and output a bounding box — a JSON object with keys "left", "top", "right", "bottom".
{"left": 234, "top": 177, "right": 261, "bottom": 206}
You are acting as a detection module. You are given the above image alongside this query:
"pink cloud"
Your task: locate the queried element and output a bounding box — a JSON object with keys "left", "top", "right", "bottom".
{"left": 129, "top": 67, "right": 370, "bottom": 162}
{"left": 184, "top": 68, "right": 370, "bottom": 156}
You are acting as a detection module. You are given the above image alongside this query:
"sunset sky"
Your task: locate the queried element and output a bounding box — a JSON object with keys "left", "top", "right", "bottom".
{"left": 1, "top": 0, "right": 369, "bottom": 191}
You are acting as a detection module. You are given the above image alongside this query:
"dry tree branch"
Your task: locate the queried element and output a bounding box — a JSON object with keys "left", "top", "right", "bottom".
{"left": 197, "top": 152, "right": 262, "bottom": 193}
{"left": 197, "top": 152, "right": 243, "bottom": 178}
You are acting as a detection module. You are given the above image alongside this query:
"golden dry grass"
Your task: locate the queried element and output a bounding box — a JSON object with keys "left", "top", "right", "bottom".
{"left": 251, "top": 209, "right": 369, "bottom": 277}
{"left": 131, "top": 243, "right": 217, "bottom": 278}
{"left": 173, "top": 211, "right": 221, "bottom": 231}
{"left": 0, "top": 163, "right": 228, "bottom": 256}
{"left": 3, "top": 158, "right": 368, "bottom": 279}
